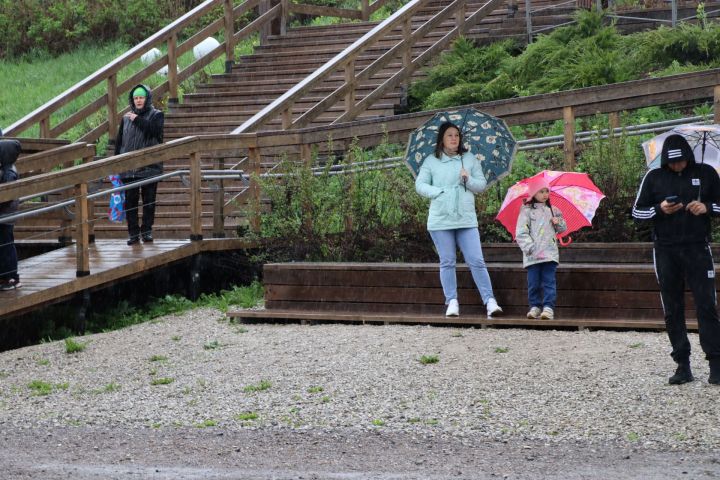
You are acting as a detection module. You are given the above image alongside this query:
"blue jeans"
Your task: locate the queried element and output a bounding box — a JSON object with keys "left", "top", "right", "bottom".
{"left": 429, "top": 227, "right": 495, "bottom": 305}
{"left": 527, "top": 261, "right": 557, "bottom": 309}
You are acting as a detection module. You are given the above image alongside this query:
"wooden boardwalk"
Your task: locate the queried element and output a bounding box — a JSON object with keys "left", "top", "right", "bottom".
{"left": 0, "top": 238, "right": 248, "bottom": 319}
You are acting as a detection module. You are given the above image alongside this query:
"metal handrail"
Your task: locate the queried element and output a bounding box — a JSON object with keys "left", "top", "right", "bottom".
{"left": 0, "top": 169, "right": 244, "bottom": 225}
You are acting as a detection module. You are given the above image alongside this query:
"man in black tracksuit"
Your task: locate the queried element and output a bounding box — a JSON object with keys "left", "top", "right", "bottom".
{"left": 633, "top": 134, "right": 720, "bottom": 385}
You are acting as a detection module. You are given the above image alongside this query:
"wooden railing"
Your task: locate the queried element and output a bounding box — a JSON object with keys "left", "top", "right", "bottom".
{"left": 234, "top": 0, "right": 508, "bottom": 133}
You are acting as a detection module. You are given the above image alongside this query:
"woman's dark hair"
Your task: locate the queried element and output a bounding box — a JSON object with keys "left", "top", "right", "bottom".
{"left": 434, "top": 121, "right": 467, "bottom": 158}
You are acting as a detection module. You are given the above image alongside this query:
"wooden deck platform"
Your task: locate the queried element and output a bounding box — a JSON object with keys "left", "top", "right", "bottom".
{"left": 227, "top": 243, "right": 713, "bottom": 331}
{"left": 0, "top": 238, "right": 249, "bottom": 319}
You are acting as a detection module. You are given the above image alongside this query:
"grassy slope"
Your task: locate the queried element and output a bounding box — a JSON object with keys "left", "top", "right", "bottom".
{"left": 0, "top": 42, "right": 130, "bottom": 137}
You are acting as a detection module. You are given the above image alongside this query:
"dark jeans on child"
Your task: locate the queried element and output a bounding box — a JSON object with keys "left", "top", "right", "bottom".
{"left": 0, "top": 223, "right": 18, "bottom": 282}
{"left": 124, "top": 179, "right": 158, "bottom": 239}
{"left": 527, "top": 261, "right": 557, "bottom": 309}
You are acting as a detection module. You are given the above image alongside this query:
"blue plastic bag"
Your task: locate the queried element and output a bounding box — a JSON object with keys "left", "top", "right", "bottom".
{"left": 108, "top": 175, "right": 125, "bottom": 223}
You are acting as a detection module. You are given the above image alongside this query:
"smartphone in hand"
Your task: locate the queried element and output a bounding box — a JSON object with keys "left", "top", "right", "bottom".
{"left": 665, "top": 195, "right": 679, "bottom": 204}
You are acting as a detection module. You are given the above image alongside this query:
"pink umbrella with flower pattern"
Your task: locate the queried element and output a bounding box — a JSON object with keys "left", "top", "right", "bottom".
{"left": 495, "top": 170, "right": 605, "bottom": 244}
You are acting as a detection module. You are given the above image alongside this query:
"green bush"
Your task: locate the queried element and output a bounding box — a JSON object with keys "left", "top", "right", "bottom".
{"left": 244, "top": 139, "right": 435, "bottom": 262}
{"left": 0, "top": 0, "right": 211, "bottom": 58}
{"left": 409, "top": 10, "right": 720, "bottom": 112}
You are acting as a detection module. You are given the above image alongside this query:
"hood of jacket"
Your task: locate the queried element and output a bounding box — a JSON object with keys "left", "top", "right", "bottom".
{"left": 129, "top": 84, "right": 154, "bottom": 115}
{"left": 0, "top": 139, "right": 21, "bottom": 167}
{"left": 661, "top": 134, "right": 695, "bottom": 168}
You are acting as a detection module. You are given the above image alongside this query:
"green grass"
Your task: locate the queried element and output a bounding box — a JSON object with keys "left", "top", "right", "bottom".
{"left": 494, "top": 347, "right": 510, "bottom": 354}
{"left": 243, "top": 380, "right": 272, "bottom": 393}
{"left": 149, "top": 355, "right": 168, "bottom": 362}
{"left": 64, "top": 338, "right": 87, "bottom": 354}
{"left": 27, "top": 380, "right": 68, "bottom": 396}
{"left": 307, "top": 386, "right": 324, "bottom": 394}
{"left": 203, "top": 340, "right": 221, "bottom": 350}
{"left": 235, "top": 412, "right": 258, "bottom": 421}
{"left": 419, "top": 355, "right": 439, "bottom": 365}
{"left": 195, "top": 419, "right": 218, "bottom": 428}
{"left": 35, "top": 358, "right": 50, "bottom": 366}
{"left": 27, "top": 380, "right": 53, "bottom": 396}
{"left": 150, "top": 377, "right": 175, "bottom": 386}
{"left": 1, "top": 35, "right": 256, "bottom": 143}
{"left": 371, "top": 419, "right": 385, "bottom": 426}
{"left": 78, "top": 282, "right": 263, "bottom": 339}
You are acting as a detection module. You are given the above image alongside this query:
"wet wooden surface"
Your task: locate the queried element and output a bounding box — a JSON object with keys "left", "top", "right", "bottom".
{"left": 0, "top": 238, "right": 248, "bottom": 319}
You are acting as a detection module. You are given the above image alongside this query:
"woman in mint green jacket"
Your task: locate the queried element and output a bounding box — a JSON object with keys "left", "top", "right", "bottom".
{"left": 415, "top": 121, "right": 503, "bottom": 318}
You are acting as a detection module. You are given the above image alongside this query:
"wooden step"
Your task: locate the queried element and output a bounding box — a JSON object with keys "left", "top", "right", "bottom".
{"left": 228, "top": 309, "right": 694, "bottom": 332}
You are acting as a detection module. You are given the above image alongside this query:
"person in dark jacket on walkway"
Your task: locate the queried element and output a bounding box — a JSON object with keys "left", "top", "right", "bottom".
{"left": 0, "top": 139, "right": 22, "bottom": 290}
{"left": 115, "top": 84, "right": 164, "bottom": 245}
{"left": 633, "top": 134, "right": 720, "bottom": 386}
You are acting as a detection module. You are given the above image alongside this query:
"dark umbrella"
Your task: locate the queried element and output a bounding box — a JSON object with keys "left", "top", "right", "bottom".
{"left": 404, "top": 108, "right": 517, "bottom": 189}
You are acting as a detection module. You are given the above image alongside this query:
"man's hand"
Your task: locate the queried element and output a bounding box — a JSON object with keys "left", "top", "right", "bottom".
{"left": 124, "top": 112, "right": 138, "bottom": 122}
{"left": 660, "top": 199, "right": 684, "bottom": 214}
{"left": 686, "top": 200, "right": 708, "bottom": 216}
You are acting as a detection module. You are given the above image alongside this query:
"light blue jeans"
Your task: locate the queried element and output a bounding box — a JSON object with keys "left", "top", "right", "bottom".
{"left": 429, "top": 227, "right": 495, "bottom": 305}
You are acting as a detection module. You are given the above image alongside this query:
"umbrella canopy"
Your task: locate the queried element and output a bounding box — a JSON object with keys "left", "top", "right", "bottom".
{"left": 404, "top": 108, "right": 517, "bottom": 186}
{"left": 642, "top": 124, "right": 720, "bottom": 175}
{"left": 495, "top": 170, "right": 605, "bottom": 242}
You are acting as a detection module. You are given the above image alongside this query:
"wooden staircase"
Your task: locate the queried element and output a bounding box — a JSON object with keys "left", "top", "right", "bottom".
{"left": 164, "top": 0, "right": 576, "bottom": 139}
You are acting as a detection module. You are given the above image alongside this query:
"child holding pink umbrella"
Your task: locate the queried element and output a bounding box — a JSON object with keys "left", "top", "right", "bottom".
{"left": 515, "top": 176, "right": 567, "bottom": 320}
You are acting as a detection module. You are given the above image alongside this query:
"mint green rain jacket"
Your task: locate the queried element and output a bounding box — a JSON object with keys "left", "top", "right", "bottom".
{"left": 415, "top": 152, "right": 488, "bottom": 231}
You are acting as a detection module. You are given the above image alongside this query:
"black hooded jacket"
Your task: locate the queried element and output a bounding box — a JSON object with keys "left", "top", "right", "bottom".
{"left": 632, "top": 135, "right": 720, "bottom": 246}
{"left": 115, "top": 84, "right": 164, "bottom": 180}
{"left": 0, "top": 139, "right": 21, "bottom": 216}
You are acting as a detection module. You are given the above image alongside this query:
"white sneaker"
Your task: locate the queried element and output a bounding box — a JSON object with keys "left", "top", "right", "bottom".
{"left": 486, "top": 298, "right": 503, "bottom": 318}
{"left": 445, "top": 299, "right": 459, "bottom": 317}
{"left": 527, "top": 306, "right": 541, "bottom": 319}
{"left": 540, "top": 307, "right": 554, "bottom": 320}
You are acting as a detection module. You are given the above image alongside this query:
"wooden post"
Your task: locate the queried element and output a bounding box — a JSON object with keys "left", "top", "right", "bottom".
{"left": 108, "top": 74, "right": 118, "bottom": 150}
{"left": 361, "top": 0, "right": 370, "bottom": 21}
{"left": 190, "top": 150, "right": 203, "bottom": 241}
{"left": 301, "top": 143, "right": 312, "bottom": 164}
{"left": 259, "top": 0, "right": 270, "bottom": 45}
{"left": 608, "top": 111, "right": 621, "bottom": 138}
{"left": 40, "top": 116, "right": 50, "bottom": 138}
{"left": 212, "top": 156, "right": 226, "bottom": 238}
{"left": 714, "top": 85, "right": 720, "bottom": 124}
{"left": 525, "top": 0, "right": 533, "bottom": 44}
{"left": 344, "top": 61, "right": 355, "bottom": 116}
{"left": 671, "top": 0, "right": 677, "bottom": 27}
{"left": 402, "top": 18, "right": 412, "bottom": 70}
{"left": 75, "top": 183, "right": 90, "bottom": 277}
{"left": 282, "top": 107, "right": 292, "bottom": 129}
{"left": 84, "top": 153, "right": 97, "bottom": 243}
{"left": 456, "top": 2, "right": 466, "bottom": 31}
{"left": 168, "top": 34, "right": 178, "bottom": 103}
{"left": 563, "top": 106, "right": 576, "bottom": 170}
{"left": 248, "top": 146, "right": 261, "bottom": 232}
{"left": 224, "top": 0, "right": 235, "bottom": 73}
{"left": 281, "top": 0, "right": 288, "bottom": 35}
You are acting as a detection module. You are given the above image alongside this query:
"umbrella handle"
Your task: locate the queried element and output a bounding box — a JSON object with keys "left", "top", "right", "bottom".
{"left": 558, "top": 235, "right": 573, "bottom": 247}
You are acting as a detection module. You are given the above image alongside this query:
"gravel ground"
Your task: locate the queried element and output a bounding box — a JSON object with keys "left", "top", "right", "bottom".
{"left": 1, "top": 307, "right": 719, "bottom": 479}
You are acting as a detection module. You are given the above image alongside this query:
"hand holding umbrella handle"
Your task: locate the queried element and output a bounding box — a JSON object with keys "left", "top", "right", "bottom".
{"left": 460, "top": 167, "right": 468, "bottom": 192}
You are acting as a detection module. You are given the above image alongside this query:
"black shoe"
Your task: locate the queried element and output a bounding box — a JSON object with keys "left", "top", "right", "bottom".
{"left": 127, "top": 236, "right": 140, "bottom": 246}
{"left": 709, "top": 359, "right": 720, "bottom": 385}
{"left": 141, "top": 232, "right": 153, "bottom": 243}
{"left": 669, "top": 363, "right": 694, "bottom": 385}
